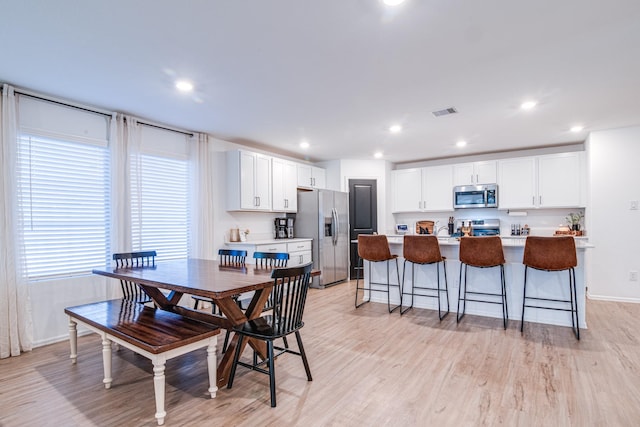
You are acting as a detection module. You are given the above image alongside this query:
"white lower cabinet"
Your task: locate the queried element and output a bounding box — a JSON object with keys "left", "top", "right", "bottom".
{"left": 287, "top": 240, "right": 312, "bottom": 267}
{"left": 225, "top": 239, "right": 312, "bottom": 266}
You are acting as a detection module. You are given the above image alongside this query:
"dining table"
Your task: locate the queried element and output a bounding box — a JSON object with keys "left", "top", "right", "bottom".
{"left": 92, "top": 258, "right": 317, "bottom": 387}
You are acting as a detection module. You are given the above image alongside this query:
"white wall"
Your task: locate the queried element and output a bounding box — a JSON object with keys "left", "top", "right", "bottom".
{"left": 323, "top": 159, "right": 391, "bottom": 235}
{"left": 587, "top": 126, "right": 640, "bottom": 302}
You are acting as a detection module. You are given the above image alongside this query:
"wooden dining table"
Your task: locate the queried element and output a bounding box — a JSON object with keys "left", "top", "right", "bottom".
{"left": 93, "top": 258, "right": 317, "bottom": 387}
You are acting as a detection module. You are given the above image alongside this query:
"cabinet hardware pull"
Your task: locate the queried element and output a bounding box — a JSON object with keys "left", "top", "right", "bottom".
{"left": 539, "top": 195, "right": 542, "bottom": 205}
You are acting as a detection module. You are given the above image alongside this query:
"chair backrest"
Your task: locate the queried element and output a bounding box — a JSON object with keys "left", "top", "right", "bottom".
{"left": 112, "top": 251, "right": 157, "bottom": 301}
{"left": 459, "top": 236, "right": 505, "bottom": 267}
{"left": 113, "top": 251, "right": 157, "bottom": 267}
{"left": 268, "top": 263, "right": 313, "bottom": 336}
{"left": 254, "top": 251, "right": 289, "bottom": 268}
{"left": 218, "top": 249, "right": 247, "bottom": 265}
{"left": 403, "top": 235, "right": 443, "bottom": 264}
{"left": 357, "top": 234, "right": 393, "bottom": 262}
{"left": 523, "top": 236, "right": 577, "bottom": 271}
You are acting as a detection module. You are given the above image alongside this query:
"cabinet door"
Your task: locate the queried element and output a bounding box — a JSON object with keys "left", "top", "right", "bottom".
{"left": 272, "top": 158, "right": 297, "bottom": 212}
{"left": 423, "top": 165, "right": 454, "bottom": 211}
{"left": 254, "top": 153, "right": 272, "bottom": 210}
{"left": 311, "top": 166, "right": 326, "bottom": 189}
{"left": 283, "top": 161, "right": 298, "bottom": 211}
{"left": 538, "top": 153, "right": 582, "bottom": 207}
{"left": 239, "top": 151, "right": 257, "bottom": 209}
{"left": 475, "top": 161, "right": 497, "bottom": 185}
{"left": 498, "top": 157, "right": 536, "bottom": 209}
{"left": 453, "top": 163, "right": 475, "bottom": 186}
{"left": 297, "top": 164, "right": 312, "bottom": 188}
{"left": 392, "top": 169, "right": 423, "bottom": 212}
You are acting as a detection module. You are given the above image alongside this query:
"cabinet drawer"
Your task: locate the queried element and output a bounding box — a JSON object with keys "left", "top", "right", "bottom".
{"left": 288, "top": 251, "right": 312, "bottom": 267}
{"left": 287, "top": 240, "right": 311, "bottom": 252}
{"left": 254, "top": 243, "right": 288, "bottom": 253}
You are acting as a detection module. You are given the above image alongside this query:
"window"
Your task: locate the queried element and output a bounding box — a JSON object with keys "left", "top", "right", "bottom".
{"left": 17, "top": 134, "right": 110, "bottom": 279}
{"left": 130, "top": 154, "right": 190, "bottom": 260}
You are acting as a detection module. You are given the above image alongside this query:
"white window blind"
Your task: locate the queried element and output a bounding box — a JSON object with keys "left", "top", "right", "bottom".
{"left": 17, "top": 134, "right": 111, "bottom": 279}
{"left": 131, "top": 154, "right": 190, "bottom": 260}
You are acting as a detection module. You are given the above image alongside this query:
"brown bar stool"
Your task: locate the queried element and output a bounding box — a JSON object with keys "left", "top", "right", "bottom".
{"left": 401, "top": 235, "right": 449, "bottom": 319}
{"left": 355, "top": 234, "right": 401, "bottom": 313}
{"left": 457, "top": 236, "right": 508, "bottom": 329}
{"left": 521, "top": 236, "right": 579, "bottom": 340}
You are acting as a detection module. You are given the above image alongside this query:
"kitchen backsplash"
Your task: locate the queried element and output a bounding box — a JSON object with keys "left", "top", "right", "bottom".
{"left": 391, "top": 208, "right": 586, "bottom": 237}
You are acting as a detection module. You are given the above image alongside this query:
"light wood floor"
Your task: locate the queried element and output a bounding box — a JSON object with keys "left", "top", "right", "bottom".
{"left": 2, "top": 281, "right": 640, "bottom": 426}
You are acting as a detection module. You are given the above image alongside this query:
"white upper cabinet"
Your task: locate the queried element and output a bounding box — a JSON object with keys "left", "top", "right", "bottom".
{"left": 498, "top": 152, "right": 585, "bottom": 209}
{"left": 392, "top": 165, "right": 454, "bottom": 212}
{"left": 537, "top": 152, "right": 585, "bottom": 208}
{"left": 227, "top": 150, "right": 272, "bottom": 211}
{"left": 423, "top": 165, "right": 454, "bottom": 211}
{"left": 453, "top": 161, "right": 497, "bottom": 186}
{"left": 498, "top": 157, "right": 537, "bottom": 209}
{"left": 297, "top": 164, "right": 326, "bottom": 189}
{"left": 272, "top": 158, "right": 298, "bottom": 212}
{"left": 392, "top": 168, "right": 423, "bottom": 212}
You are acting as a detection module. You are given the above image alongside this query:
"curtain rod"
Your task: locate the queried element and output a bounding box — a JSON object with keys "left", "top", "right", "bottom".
{"left": 10, "top": 87, "right": 113, "bottom": 118}
{"left": 5, "top": 85, "right": 195, "bottom": 137}
{"left": 136, "top": 120, "right": 194, "bottom": 137}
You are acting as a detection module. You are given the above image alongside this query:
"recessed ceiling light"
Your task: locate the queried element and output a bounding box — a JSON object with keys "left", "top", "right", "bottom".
{"left": 374, "top": 151, "right": 383, "bottom": 159}
{"left": 520, "top": 100, "right": 537, "bottom": 110}
{"left": 383, "top": 0, "right": 405, "bottom": 5}
{"left": 389, "top": 124, "right": 402, "bottom": 133}
{"left": 456, "top": 140, "right": 467, "bottom": 148}
{"left": 300, "top": 141, "right": 310, "bottom": 149}
{"left": 570, "top": 125, "right": 584, "bottom": 133}
{"left": 175, "top": 80, "right": 194, "bottom": 92}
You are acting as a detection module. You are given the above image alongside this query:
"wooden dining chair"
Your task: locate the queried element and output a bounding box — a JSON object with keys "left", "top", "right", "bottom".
{"left": 227, "top": 263, "right": 313, "bottom": 407}
{"left": 112, "top": 251, "right": 157, "bottom": 304}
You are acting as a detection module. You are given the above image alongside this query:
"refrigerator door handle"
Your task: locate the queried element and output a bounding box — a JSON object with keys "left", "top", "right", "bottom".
{"left": 331, "top": 208, "right": 340, "bottom": 246}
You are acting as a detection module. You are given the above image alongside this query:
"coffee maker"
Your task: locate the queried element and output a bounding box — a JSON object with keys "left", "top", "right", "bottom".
{"left": 286, "top": 217, "right": 294, "bottom": 239}
{"left": 274, "top": 218, "right": 287, "bottom": 239}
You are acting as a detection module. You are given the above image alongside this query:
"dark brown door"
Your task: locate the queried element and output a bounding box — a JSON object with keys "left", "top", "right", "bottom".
{"left": 348, "top": 179, "right": 377, "bottom": 279}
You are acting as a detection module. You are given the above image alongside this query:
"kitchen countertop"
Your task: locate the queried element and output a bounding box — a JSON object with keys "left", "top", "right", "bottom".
{"left": 383, "top": 234, "right": 594, "bottom": 249}
{"left": 226, "top": 238, "right": 312, "bottom": 246}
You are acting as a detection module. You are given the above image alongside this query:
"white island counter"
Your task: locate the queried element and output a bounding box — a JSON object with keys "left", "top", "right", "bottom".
{"left": 363, "top": 235, "right": 592, "bottom": 329}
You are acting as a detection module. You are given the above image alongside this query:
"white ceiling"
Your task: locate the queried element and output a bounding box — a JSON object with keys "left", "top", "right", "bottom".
{"left": 2, "top": 0, "right": 640, "bottom": 163}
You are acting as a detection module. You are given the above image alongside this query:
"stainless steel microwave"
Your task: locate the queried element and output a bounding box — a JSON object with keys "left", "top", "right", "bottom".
{"left": 453, "top": 184, "right": 498, "bottom": 209}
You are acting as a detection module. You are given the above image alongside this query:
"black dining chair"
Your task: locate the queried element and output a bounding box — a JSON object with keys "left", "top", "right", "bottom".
{"left": 192, "top": 249, "right": 247, "bottom": 312}
{"left": 227, "top": 263, "right": 313, "bottom": 407}
{"left": 222, "top": 251, "right": 290, "bottom": 353}
{"left": 112, "top": 251, "right": 157, "bottom": 304}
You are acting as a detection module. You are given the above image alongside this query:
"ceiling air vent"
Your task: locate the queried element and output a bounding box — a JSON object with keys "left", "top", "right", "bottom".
{"left": 432, "top": 107, "right": 458, "bottom": 117}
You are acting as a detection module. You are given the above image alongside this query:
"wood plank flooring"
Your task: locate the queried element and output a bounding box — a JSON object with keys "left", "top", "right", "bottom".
{"left": 1, "top": 281, "right": 640, "bottom": 426}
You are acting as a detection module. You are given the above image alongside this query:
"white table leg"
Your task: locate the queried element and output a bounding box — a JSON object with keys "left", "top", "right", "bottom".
{"left": 207, "top": 337, "right": 218, "bottom": 398}
{"left": 152, "top": 356, "right": 167, "bottom": 425}
{"left": 101, "top": 333, "right": 112, "bottom": 389}
{"left": 68, "top": 318, "right": 77, "bottom": 364}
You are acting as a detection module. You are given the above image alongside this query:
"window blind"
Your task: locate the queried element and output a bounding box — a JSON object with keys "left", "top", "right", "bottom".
{"left": 17, "top": 135, "right": 111, "bottom": 279}
{"left": 131, "top": 154, "right": 189, "bottom": 260}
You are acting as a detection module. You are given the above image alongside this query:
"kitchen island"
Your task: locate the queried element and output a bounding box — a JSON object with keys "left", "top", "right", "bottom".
{"left": 362, "top": 236, "right": 592, "bottom": 329}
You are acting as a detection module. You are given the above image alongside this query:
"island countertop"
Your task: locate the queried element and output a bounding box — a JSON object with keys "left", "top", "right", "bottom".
{"left": 383, "top": 234, "right": 594, "bottom": 249}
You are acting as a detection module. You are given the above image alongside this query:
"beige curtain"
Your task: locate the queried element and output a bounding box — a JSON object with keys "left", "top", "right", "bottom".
{"left": 190, "top": 133, "right": 215, "bottom": 259}
{"left": 0, "top": 84, "right": 33, "bottom": 358}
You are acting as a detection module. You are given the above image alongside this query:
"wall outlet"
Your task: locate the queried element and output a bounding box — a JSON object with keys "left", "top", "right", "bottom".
{"left": 630, "top": 271, "right": 638, "bottom": 281}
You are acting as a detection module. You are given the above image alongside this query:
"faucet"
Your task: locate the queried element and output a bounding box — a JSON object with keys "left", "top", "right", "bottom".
{"left": 435, "top": 226, "right": 449, "bottom": 236}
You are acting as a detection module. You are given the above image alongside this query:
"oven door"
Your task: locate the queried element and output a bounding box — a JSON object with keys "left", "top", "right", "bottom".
{"left": 454, "top": 187, "right": 486, "bottom": 209}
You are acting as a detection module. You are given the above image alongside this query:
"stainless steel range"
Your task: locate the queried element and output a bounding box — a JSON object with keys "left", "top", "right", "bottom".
{"left": 456, "top": 218, "right": 500, "bottom": 236}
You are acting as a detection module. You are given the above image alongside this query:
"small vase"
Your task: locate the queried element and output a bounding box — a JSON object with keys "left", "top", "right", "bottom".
{"left": 572, "top": 224, "right": 580, "bottom": 232}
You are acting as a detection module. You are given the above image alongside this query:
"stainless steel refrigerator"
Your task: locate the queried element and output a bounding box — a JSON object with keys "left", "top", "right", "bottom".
{"left": 295, "top": 189, "right": 349, "bottom": 288}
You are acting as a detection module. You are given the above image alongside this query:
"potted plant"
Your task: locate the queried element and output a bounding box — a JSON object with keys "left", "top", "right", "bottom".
{"left": 566, "top": 212, "right": 584, "bottom": 232}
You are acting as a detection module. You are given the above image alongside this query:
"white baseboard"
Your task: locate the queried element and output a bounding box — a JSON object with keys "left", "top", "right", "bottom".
{"left": 587, "top": 294, "right": 640, "bottom": 303}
